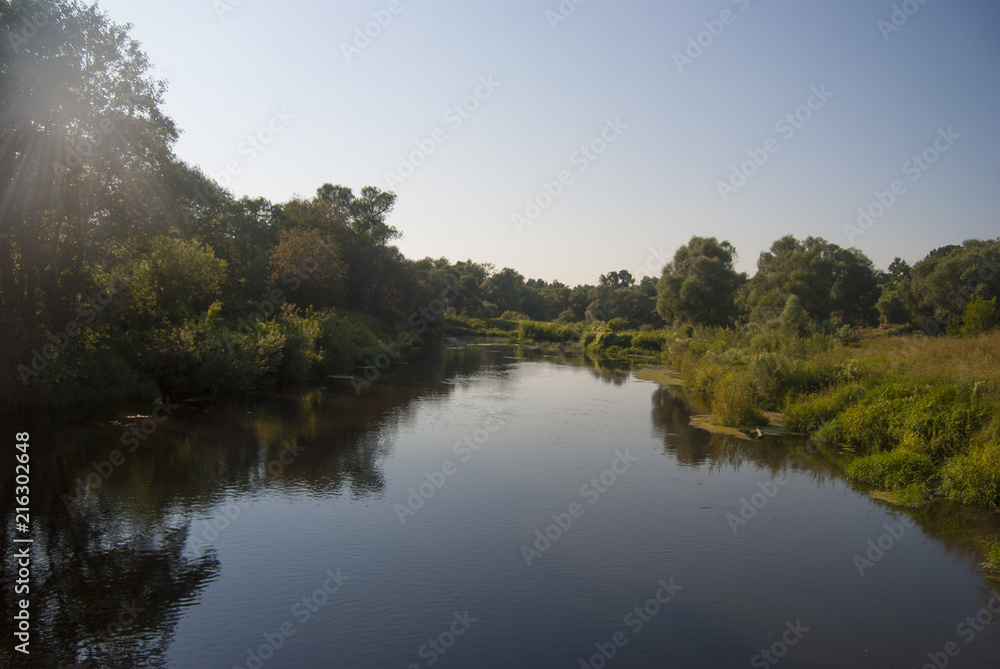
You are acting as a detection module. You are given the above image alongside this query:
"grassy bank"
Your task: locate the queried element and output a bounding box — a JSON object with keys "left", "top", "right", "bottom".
{"left": 515, "top": 319, "right": 1000, "bottom": 513}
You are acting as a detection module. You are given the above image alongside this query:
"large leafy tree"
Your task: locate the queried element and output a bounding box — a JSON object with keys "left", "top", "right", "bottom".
{"left": 278, "top": 184, "right": 407, "bottom": 311}
{"left": 745, "top": 236, "right": 879, "bottom": 325}
{"left": 656, "top": 236, "right": 744, "bottom": 327}
{"left": 269, "top": 228, "right": 344, "bottom": 309}
{"left": 1, "top": 0, "right": 179, "bottom": 322}
{"left": 483, "top": 267, "right": 525, "bottom": 314}
{"left": 909, "top": 239, "right": 1000, "bottom": 330}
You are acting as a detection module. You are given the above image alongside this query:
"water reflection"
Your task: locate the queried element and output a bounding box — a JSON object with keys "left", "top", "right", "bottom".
{"left": 2, "top": 341, "right": 1000, "bottom": 667}
{"left": 648, "top": 377, "right": 1000, "bottom": 592}
{"left": 0, "top": 340, "right": 516, "bottom": 667}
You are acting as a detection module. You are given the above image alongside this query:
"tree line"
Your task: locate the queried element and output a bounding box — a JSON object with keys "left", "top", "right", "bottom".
{"left": 2, "top": 1, "right": 997, "bottom": 407}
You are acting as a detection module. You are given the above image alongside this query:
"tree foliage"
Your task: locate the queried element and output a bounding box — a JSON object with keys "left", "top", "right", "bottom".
{"left": 745, "top": 236, "right": 879, "bottom": 325}
{"left": 656, "top": 237, "right": 744, "bottom": 327}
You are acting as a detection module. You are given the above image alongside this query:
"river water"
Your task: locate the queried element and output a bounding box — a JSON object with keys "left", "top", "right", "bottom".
{"left": 3, "top": 340, "right": 1000, "bottom": 668}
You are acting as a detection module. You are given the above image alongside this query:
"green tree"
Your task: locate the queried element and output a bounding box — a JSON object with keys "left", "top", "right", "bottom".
{"left": 959, "top": 295, "right": 997, "bottom": 337}
{"left": 910, "top": 239, "right": 1000, "bottom": 329}
{"left": 780, "top": 294, "right": 812, "bottom": 337}
{"left": 483, "top": 268, "right": 525, "bottom": 314}
{"left": 1, "top": 0, "right": 178, "bottom": 322}
{"left": 656, "top": 236, "right": 744, "bottom": 326}
{"left": 269, "top": 228, "right": 344, "bottom": 309}
{"left": 599, "top": 270, "right": 635, "bottom": 289}
{"left": 746, "top": 236, "right": 879, "bottom": 325}
{"left": 119, "top": 237, "right": 228, "bottom": 327}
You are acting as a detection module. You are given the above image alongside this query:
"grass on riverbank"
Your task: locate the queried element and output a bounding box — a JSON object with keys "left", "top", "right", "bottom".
{"left": 512, "top": 318, "right": 1000, "bottom": 511}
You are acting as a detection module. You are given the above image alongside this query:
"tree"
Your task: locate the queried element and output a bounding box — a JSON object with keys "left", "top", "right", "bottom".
{"left": 483, "top": 268, "right": 525, "bottom": 314}
{"left": 119, "top": 237, "right": 228, "bottom": 327}
{"left": 910, "top": 239, "right": 1000, "bottom": 328}
{"left": 269, "top": 228, "right": 344, "bottom": 309}
{"left": 780, "top": 295, "right": 812, "bottom": 337}
{"left": 876, "top": 290, "right": 912, "bottom": 325}
{"left": 656, "top": 237, "right": 744, "bottom": 326}
{"left": 1, "top": 0, "right": 179, "bottom": 321}
{"left": 599, "top": 270, "right": 635, "bottom": 289}
{"left": 959, "top": 296, "right": 997, "bottom": 337}
{"left": 745, "top": 236, "right": 879, "bottom": 325}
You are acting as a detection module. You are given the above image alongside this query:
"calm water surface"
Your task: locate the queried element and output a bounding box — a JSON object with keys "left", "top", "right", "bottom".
{"left": 3, "top": 340, "right": 1000, "bottom": 668}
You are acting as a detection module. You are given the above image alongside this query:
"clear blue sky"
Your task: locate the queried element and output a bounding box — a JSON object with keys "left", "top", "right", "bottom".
{"left": 96, "top": 0, "right": 1000, "bottom": 285}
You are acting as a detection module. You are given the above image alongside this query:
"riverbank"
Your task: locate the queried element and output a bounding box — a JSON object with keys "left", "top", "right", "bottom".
{"left": 509, "top": 318, "right": 1000, "bottom": 521}
{"left": 4, "top": 307, "right": 428, "bottom": 409}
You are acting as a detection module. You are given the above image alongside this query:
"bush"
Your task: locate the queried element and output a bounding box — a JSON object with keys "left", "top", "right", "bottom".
{"left": 785, "top": 383, "right": 865, "bottom": 434}
{"left": 518, "top": 321, "right": 579, "bottom": 343}
{"left": 960, "top": 296, "right": 997, "bottom": 337}
{"left": 846, "top": 449, "right": 936, "bottom": 491}
{"left": 630, "top": 331, "right": 665, "bottom": 352}
{"left": 713, "top": 371, "right": 766, "bottom": 427}
{"left": 607, "top": 317, "right": 629, "bottom": 332}
{"left": 941, "top": 430, "right": 1000, "bottom": 509}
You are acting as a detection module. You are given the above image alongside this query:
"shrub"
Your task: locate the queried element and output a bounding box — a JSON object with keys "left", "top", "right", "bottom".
{"left": 607, "top": 317, "right": 628, "bottom": 332}
{"left": 846, "top": 449, "right": 936, "bottom": 491}
{"left": 518, "top": 321, "right": 579, "bottom": 343}
{"left": 982, "top": 539, "right": 1000, "bottom": 571}
{"left": 813, "top": 391, "right": 909, "bottom": 453}
{"left": 630, "top": 331, "right": 665, "bottom": 352}
{"left": 960, "top": 296, "right": 997, "bottom": 337}
{"left": 785, "top": 382, "right": 865, "bottom": 434}
{"left": 713, "top": 371, "right": 766, "bottom": 427}
{"left": 940, "top": 422, "right": 1000, "bottom": 509}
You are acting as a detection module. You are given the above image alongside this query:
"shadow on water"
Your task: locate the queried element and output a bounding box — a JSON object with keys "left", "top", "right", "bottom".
{"left": 0, "top": 339, "right": 516, "bottom": 668}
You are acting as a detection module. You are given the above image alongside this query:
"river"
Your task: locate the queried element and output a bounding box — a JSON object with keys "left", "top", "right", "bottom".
{"left": 3, "top": 339, "right": 1000, "bottom": 668}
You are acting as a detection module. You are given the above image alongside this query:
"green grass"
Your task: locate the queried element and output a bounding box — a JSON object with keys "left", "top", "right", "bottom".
{"left": 517, "top": 320, "right": 581, "bottom": 343}
{"left": 982, "top": 538, "right": 1000, "bottom": 571}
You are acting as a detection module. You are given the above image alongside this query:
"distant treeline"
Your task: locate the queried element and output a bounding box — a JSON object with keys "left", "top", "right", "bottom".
{"left": 2, "top": 1, "right": 998, "bottom": 407}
